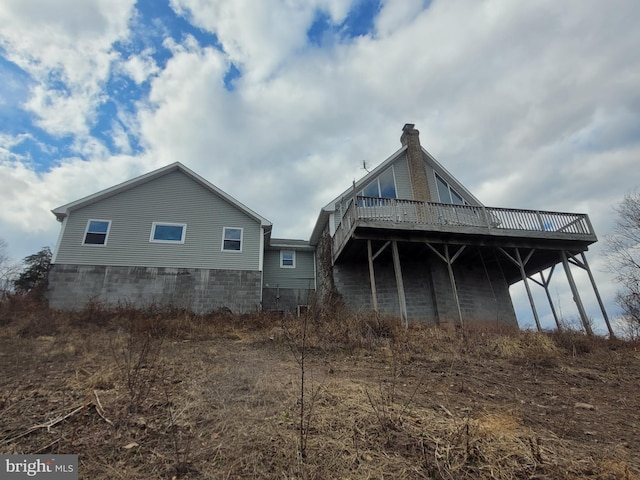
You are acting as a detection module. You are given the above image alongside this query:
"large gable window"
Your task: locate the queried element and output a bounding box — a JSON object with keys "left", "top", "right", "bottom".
{"left": 280, "top": 250, "right": 296, "bottom": 268}
{"left": 83, "top": 219, "right": 111, "bottom": 246}
{"left": 360, "top": 167, "right": 397, "bottom": 199}
{"left": 222, "top": 227, "right": 243, "bottom": 252}
{"left": 150, "top": 222, "right": 186, "bottom": 243}
{"left": 435, "top": 173, "right": 465, "bottom": 205}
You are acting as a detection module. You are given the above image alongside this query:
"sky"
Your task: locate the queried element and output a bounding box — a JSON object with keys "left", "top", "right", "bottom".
{"left": 1, "top": 0, "right": 639, "bottom": 332}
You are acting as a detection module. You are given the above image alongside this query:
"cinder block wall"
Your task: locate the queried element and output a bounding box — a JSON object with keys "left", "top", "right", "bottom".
{"left": 48, "top": 264, "right": 262, "bottom": 313}
{"left": 429, "top": 259, "right": 517, "bottom": 327}
{"left": 331, "top": 250, "right": 517, "bottom": 327}
{"left": 262, "top": 287, "right": 315, "bottom": 313}
{"left": 332, "top": 257, "right": 439, "bottom": 324}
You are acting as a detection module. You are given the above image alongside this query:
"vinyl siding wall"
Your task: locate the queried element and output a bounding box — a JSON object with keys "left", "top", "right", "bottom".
{"left": 392, "top": 153, "right": 413, "bottom": 200}
{"left": 263, "top": 249, "right": 315, "bottom": 290}
{"left": 54, "top": 171, "right": 263, "bottom": 270}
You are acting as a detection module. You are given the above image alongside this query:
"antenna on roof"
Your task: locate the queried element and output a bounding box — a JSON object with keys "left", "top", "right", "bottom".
{"left": 362, "top": 160, "right": 370, "bottom": 173}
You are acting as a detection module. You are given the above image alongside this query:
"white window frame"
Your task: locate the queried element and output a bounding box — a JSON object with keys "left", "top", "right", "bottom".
{"left": 435, "top": 173, "right": 466, "bottom": 205}
{"left": 222, "top": 227, "right": 243, "bottom": 252}
{"left": 149, "top": 222, "right": 187, "bottom": 244}
{"left": 280, "top": 250, "right": 296, "bottom": 268}
{"left": 359, "top": 166, "right": 397, "bottom": 199}
{"left": 82, "top": 219, "right": 112, "bottom": 246}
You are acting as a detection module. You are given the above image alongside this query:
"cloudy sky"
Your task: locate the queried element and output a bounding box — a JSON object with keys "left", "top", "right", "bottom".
{"left": 1, "top": 0, "right": 638, "bottom": 331}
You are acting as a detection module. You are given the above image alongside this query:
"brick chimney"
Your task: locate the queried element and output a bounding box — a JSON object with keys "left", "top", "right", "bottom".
{"left": 401, "top": 123, "right": 432, "bottom": 202}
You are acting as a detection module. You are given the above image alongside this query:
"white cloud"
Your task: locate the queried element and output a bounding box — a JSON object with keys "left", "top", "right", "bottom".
{"left": 120, "top": 49, "right": 160, "bottom": 85}
{"left": 0, "top": 0, "right": 136, "bottom": 136}
{"left": 169, "top": 0, "right": 356, "bottom": 81}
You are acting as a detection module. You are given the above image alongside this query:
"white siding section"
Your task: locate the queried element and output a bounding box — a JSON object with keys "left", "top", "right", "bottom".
{"left": 54, "top": 171, "right": 262, "bottom": 270}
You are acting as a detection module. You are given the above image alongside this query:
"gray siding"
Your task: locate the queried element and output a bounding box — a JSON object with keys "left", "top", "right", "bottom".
{"left": 263, "top": 249, "right": 315, "bottom": 289}
{"left": 393, "top": 153, "right": 413, "bottom": 200}
{"left": 54, "top": 171, "right": 262, "bottom": 270}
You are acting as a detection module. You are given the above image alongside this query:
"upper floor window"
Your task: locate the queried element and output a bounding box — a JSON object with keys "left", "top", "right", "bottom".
{"left": 150, "top": 222, "right": 186, "bottom": 243}
{"left": 360, "top": 167, "right": 396, "bottom": 199}
{"left": 222, "top": 227, "right": 243, "bottom": 252}
{"left": 435, "top": 173, "right": 465, "bottom": 205}
{"left": 83, "top": 219, "right": 111, "bottom": 246}
{"left": 280, "top": 250, "right": 295, "bottom": 268}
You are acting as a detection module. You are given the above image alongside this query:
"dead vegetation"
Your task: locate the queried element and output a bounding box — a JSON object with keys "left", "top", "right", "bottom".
{"left": 0, "top": 297, "right": 639, "bottom": 479}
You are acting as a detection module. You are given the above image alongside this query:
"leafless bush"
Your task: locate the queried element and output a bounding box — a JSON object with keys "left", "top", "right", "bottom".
{"left": 111, "top": 317, "right": 164, "bottom": 413}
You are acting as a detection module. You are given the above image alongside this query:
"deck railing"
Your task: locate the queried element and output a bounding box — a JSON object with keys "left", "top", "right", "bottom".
{"left": 332, "top": 196, "right": 595, "bottom": 254}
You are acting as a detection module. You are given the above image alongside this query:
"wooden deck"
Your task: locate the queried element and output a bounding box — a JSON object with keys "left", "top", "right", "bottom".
{"left": 332, "top": 197, "right": 597, "bottom": 263}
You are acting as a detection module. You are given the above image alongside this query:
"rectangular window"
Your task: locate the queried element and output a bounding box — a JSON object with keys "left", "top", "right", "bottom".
{"left": 280, "top": 250, "right": 295, "bottom": 268}
{"left": 222, "top": 227, "right": 243, "bottom": 251}
{"left": 150, "top": 222, "right": 186, "bottom": 243}
{"left": 83, "top": 219, "right": 111, "bottom": 246}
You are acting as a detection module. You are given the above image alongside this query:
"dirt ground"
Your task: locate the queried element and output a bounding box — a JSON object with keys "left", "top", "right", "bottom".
{"left": 1, "top": 308, "right": 639, "bottom": 479}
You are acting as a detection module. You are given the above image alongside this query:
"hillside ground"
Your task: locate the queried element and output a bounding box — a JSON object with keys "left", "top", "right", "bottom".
{"left": 1, "top": 298, "right": 639, "bottom": 479}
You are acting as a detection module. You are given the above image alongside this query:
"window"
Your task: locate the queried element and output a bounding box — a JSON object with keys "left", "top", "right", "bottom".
{"left": 435, "top": 173, "right": 466, "bottom": 205}
{"left": 360, "top": 167, "right": 397, "bottom": 199}
{"left": 222, "top": 227, "right": 243, "bottom": 251}
{"left": 83, "top": 219, "right": 111, "bottom": 245}
{"left": 280, "top": 250, "right": 295, "bottom": 268}
{"left": 150, "top": 222, "right": 186, "bottom": 243}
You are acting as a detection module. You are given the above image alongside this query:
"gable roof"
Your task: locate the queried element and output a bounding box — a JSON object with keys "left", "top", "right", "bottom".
{"left": 51, "top": 162, "right": 272, "bottom": 230}
{"left": 309, "top": 143, "right": 484, "bottom": 245}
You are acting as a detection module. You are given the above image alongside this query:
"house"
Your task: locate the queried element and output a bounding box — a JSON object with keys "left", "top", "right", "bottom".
{"left": 48, "top": 125, "right": 613, "bottom": 335}
{"left": 309, "top": 124, "right": 613, "bottom": 335}
{"left": 48, "top": 162, "right": 313, "bottom": 314}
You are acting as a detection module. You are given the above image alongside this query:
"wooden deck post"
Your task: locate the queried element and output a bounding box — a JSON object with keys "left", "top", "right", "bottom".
{"left": 516, "top": 248, "right": 542, "bottom": 332}
{"left": 444, "top": 244, "right": 464, "bottom": 330}
{"left": 530, "top": 266, "right": 561, "bottom": 330}
{"left": 580, "top": 252, "right": 615, "bottom": 338}
{"left": 367, "top": 240, "right": 378, "bottom": 312}
{"left": 561, "top": 251, "right": 593, "bottom": 336}
{"left": 498, "top": 247, "right": 542, "bottom": 332}
{"left": 391, "top": 240, "right": 408, "bottom": 328}
{"left": 540, "top": 267, "right": 561, "bottom": 330}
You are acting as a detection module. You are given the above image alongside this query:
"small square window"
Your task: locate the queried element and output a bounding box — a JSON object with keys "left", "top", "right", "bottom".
{"left": 150, "top": 222, "right": 186, "bottom": 243}
{"left": 222, "top": 227, "right": 243, "bottom": 251}
{"left": 280, "top": 250, "right": 295, "bottom": 268}
{"left": 83, "top": 219, "right": 111, "bottom": 246}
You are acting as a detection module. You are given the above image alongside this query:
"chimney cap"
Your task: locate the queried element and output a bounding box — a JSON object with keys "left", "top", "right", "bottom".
{"left": 402, "top": 123, "right": 416, "bottom": 132}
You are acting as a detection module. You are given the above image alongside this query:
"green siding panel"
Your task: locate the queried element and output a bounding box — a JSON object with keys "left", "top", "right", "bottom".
{"left": 54, "top": 171, "right": 262, "bottom": 270}
{"left": 263, "top": 249, "right": 315, "bottom": 289}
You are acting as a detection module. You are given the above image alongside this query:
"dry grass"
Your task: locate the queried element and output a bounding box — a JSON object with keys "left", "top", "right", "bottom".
{"left": 0, "top": 297, "right": 639, "bottom": 479}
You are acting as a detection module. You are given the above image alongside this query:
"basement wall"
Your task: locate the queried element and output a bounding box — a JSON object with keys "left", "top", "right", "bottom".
{"left": 331, "top": 250, "right": 518, "bottom": 328}
{"left": 48, "top": 264, "right": 262, "bottom": 313}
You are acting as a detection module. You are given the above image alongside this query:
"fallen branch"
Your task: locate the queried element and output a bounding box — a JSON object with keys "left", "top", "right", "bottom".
{"left": 94, "top": 390, "right": 113, "bottom": 426}
{"left": 0, "top": 402, "right": 88, "bottom": 446}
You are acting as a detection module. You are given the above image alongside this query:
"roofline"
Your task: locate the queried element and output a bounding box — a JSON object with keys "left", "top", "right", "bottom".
{"left": 51, "top": 162, "right": 272, "bottom": 227}
{"left": 421, "top": 146, "right": 484, "bottom": 207}
{"left": 321, "top": 145, "right": 408, "bottom": 211}
{"left": 268, "top": 238, "right": 315, "bottom": 251}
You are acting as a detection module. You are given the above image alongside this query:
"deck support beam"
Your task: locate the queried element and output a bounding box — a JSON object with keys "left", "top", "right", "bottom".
{"left": 499, "top": 247, "right": 541, "bottom": 332}
{"left": 367, "top": 240, "right": 378, "bottom": 312}
{"left": 391, "top": 240, "right": 408, "bottom": 328}
{"left": 530, "top": 266, "right": 561, "bottom": 330}
{"left": 426, "top": 243, "right": 465, "bottom": 329}
{"left": 561, "top": 250, "right": 593, "bottom": 336}
{"left": 579, "top": 252, "right": 615, "bottom": 338}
